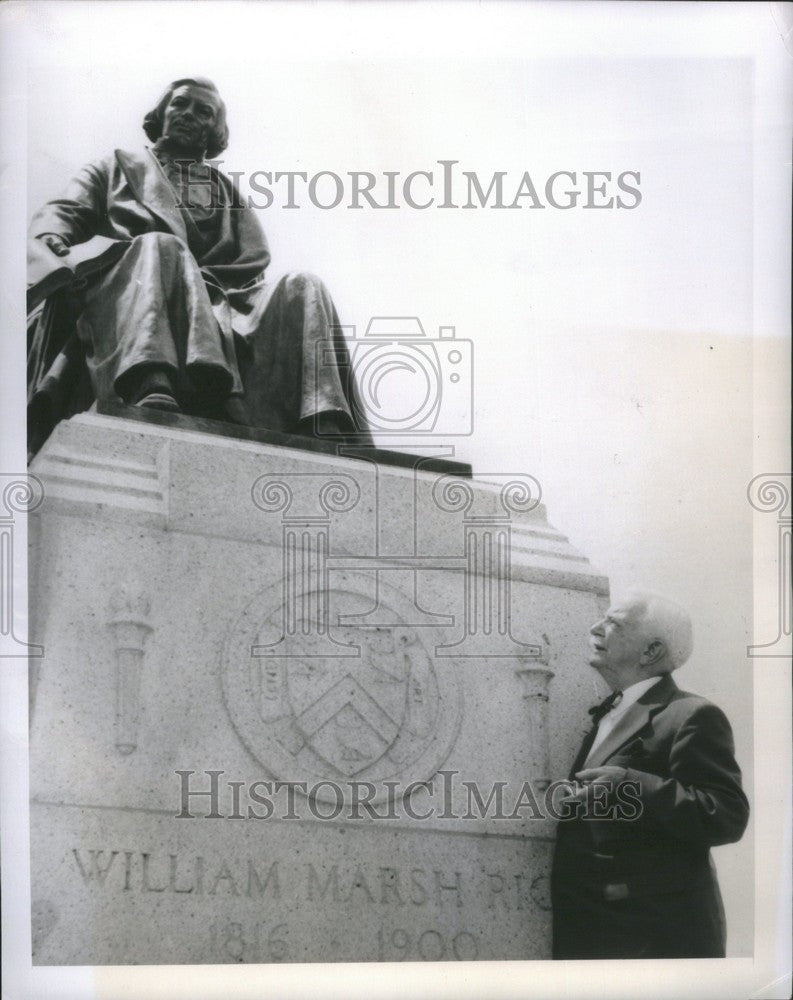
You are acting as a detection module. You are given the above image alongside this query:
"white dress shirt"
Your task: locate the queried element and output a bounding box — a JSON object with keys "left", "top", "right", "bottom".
{"left": 586, "top": 675, "right": 664, "bottom": 762}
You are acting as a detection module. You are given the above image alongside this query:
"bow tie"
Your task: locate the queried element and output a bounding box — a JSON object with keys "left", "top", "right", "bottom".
{"left": 588, "top": 690, "right": 623, "bottom": 724}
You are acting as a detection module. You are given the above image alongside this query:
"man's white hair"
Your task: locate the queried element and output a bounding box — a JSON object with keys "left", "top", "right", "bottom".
{"left": 624, "top": 591, "right": 694, "bottom": 669}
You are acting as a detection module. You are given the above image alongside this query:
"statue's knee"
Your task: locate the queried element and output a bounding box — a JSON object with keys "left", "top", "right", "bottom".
{"left": 282, "top": 270, "right": 324, "bottom": 296}
{"left": 131, "top": 232, "right": 185, "bottom": 256}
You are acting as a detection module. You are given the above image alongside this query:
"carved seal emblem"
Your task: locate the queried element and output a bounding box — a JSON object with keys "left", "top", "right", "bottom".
{"left": 223, "top": 576, "right": 462, "bottom": 802}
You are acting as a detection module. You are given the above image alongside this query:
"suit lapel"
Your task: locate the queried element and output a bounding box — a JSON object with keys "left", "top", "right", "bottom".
{"left": 585, "top": 674, "right": 677, "bottom": 769}
{"left": 114, "top": 148, "right": 189, "bottom": 245}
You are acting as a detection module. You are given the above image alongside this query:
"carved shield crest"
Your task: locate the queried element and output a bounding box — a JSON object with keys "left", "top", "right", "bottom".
{"left": 223, "top": 579, "right": 460, "bottom": 801}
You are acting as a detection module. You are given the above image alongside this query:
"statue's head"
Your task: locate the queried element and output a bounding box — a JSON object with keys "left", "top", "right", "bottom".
{"left": 143, "top": 77, "right": 229, "bottom": 157}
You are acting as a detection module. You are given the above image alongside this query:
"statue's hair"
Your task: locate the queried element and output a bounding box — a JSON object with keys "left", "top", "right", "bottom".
{"left": 143, "top": 77, "right": 229, "bottom": 157}
{"left": 623, "top": 591, "right": 694, "bottom": 670}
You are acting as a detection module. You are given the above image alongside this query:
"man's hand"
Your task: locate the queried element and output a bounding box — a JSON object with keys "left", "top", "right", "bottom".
{"left": 575, "top": 766, "right": 628, "bottom": 787}
{"left": 38, "top": 233, "right": 70, "bottom": 257}
{"left": 559, "top": 766, "right": 629, "bottom": 806}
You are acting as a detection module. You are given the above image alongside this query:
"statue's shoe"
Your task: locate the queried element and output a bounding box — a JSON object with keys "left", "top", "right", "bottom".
{"left": 221, "top": 396, "right": 250, "bottom": 425}
{"left": 296, "top": 410, "right": 350, "bottom": 438}
{"left": 136, "top": 392, "right": 180, "bottom": 412}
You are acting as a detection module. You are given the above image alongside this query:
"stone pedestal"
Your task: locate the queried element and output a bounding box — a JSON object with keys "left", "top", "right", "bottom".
{"left": 28, "top": 411, "right": 608, "bottom": 964}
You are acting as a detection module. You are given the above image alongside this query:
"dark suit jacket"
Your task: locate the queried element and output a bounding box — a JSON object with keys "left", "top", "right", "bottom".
{"left": 551, "top": 673, "right": 749, "bottom": 959}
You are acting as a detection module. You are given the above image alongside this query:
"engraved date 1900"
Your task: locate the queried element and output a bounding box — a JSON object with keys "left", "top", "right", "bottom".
{"left": 377, "top": 926, "right": 478, "bottom": 961}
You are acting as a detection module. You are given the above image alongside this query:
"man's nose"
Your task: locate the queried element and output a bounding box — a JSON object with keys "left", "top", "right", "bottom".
{"left": 590, "top": 619, "right": 604, "bottom": 636}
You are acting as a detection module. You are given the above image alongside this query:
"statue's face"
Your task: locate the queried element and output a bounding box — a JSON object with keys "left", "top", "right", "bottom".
{"left": 161, "top": 83, "right": 220, "bottom": 155}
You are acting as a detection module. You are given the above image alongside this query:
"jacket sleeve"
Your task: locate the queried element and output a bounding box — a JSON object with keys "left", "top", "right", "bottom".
{"left": 28, "top": 157, "right": 110, "bottom": 246}
{"left": 624, "top": 702, "right": 749, "bottom": 848}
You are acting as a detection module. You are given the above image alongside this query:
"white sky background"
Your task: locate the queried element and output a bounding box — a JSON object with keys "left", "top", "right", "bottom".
{"left": 3, "top": 1, "right": 792, "bottom": 996}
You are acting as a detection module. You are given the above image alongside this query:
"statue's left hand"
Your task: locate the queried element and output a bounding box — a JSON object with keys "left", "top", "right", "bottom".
{"left": 38, "top": 233, "right": 70, "bottom": 257}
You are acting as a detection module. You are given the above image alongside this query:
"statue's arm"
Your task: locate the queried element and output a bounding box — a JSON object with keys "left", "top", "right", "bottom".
{"left": 29, "top": 157, "right": 111, "bottom": 250}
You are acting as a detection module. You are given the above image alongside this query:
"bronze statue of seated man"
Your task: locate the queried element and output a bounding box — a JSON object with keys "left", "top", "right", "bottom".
{"left": 27, "top": 76, "right": 371, "bottom": 455}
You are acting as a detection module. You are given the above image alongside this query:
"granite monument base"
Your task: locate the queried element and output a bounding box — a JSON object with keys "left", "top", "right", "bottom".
{"left": 28, "top": 411, "right": 608, "bottom": 964}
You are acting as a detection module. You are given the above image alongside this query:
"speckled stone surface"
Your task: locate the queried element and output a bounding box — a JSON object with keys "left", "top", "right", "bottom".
{"left": 28, "top": 412, "right": 608, "bottom": 964}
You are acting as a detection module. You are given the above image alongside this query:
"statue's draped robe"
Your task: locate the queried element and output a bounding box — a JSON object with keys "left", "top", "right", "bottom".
{"left": 27, "top": 147, "right": 370, "bottom": 454}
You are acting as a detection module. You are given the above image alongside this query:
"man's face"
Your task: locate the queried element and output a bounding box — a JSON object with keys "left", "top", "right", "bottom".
{"left": 588, "top": 598, "right": 652, "bottom": 686}
{"left": 161, "top": 84, "right": 220, "bottom": 154}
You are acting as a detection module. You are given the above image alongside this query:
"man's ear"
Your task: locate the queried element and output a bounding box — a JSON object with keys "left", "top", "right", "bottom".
{"left": 640, "top": 639, "right": 665, "bottom": 667}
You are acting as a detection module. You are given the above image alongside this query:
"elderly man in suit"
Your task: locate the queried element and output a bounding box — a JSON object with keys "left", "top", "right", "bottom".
{"left": 551, "top": 592, "right": 749, "bottom": 959}
{"left": 27, "top": 76, "right": 370, "bottom": 456}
